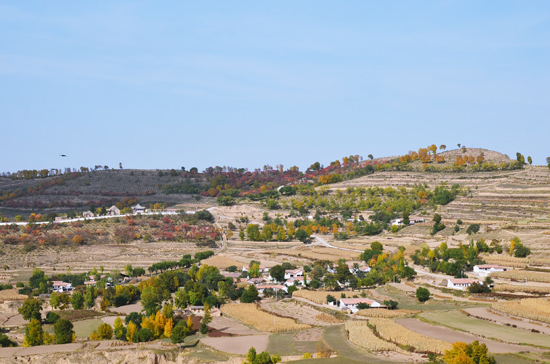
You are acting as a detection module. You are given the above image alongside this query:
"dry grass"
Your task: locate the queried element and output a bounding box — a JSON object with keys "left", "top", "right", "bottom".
{"left": 292, "top": 290, "right": 336, "bottom": 305}
{"left": 491, "top": 270, "right": 550, "bottom": 283}
{"left": 529, "top": 257, "right": 550, "bottom": 267}
{"left": 356, "top": 309, "right": 419, "bottom": 318}
{"left": 201, "top": 255, "right": 243, "bottom": 269}
{"left": 220, "top": 303, "right": 311, "bottom": 332}
{"left": 265, "top": 247, "right": 359, "bottom": 262}
{"left": 368, "top": 318, "right": 452, "bottom": 354}
{"left": 0, "top": 289, "right": 28, "bottom": 301}
{"left": 492, "top": 298, "right": 550, "bottom": 324}
{"left": 345, "top": 321, "right": 408, "bottom": 353}
{"left": 493, "top": 284, "right": 550, "bottom": 294}
{"left": 315, "top": 313, "right": 343, "bottom": 324}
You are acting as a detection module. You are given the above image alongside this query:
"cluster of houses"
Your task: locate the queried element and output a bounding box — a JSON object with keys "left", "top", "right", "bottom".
{"left": 392, "top": 217, "right": 426, "bottom": 226}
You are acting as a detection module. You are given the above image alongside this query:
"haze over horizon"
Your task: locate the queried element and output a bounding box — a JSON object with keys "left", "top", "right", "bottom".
{"left": 1, "top": 1, "right": 549, "bottom": 172}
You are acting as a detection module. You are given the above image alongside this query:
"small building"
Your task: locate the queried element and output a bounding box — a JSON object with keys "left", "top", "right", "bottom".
{"left": 284, "top": 269, "right": 303, "bottom": 279}
{"left": 189, "top": 306, "right": 221, "bottom": 317}
{"left": 444, "top": 278, "right": 478, "bottom": 290}
{"left": 107, "top": 205, "right": 121, "bottom": 216}
{"left": 51, "top": 281, "right": 73, "bottom": 292}
{"left": 82, "top": 211, "right": 94, "bottom": 218}
{"left": 473, "top": 265, "right": 506, "bottom": 277}
{"left": 132, "top": 204, "right": 146, "bottom": 213}
{"left": 339, "top": 298, "right": 380, "bottom": 313}
{"left": 256, "top": 284, "right": 288, "bottom": 293}
{"left": 221, "top": 272, "right": 241, "bottom": 279}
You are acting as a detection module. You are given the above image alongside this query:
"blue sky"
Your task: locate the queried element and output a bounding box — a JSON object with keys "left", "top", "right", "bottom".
{"left": 1, "top": 1, "right": 549, "bottom": 172}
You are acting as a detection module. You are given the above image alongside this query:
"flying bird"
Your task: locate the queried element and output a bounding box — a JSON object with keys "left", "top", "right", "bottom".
{"left": 60, "top": 154, "right": 67, "bottom": 157}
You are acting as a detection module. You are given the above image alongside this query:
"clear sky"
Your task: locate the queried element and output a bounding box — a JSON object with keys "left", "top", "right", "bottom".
{"left": 1, "top": 1, "right": 549, "bottom": 172}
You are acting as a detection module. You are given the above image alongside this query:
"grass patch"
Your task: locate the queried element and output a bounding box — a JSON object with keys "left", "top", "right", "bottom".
{"left": 189, "top": 349, "right": 228, "bottom": 362}
{"left": 72, "top": 318, "right": 102, "bottom": 338}
{"left": 57, "top": 310, "right": 103, "bottom": 321}
{"left": 267, "top": 333, "right": 299, "bottom": 356}
{"left": 288, "top": 358, "right": 367, "bottom": 364}
{"left": 492, "top": 353, "right": 540, "bottom": 364}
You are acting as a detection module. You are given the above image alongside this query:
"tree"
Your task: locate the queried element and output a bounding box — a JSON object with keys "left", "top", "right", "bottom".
{"left": 368, "top": 154, "right": 374, "bottom": 160}
{"left": 85, "top": 285, "right": 97, "bottom": 309}
{"left": 528, "top": 156, "right": 532, "bottom": 165}
{"left": 71, "top": 292, "right": 84, "bottom": 310}
{"left": 97, "top": 323, "right": 113, "bottom": 340}
{"left": 50, "top": 292, "right": 60, "bottom": 309}
{"left": 443, "top": 341, "right": 495, "bottom": 364}
{"left": 19, "top": 298, "right": 42, "bottom": 322}
{"left": 200, "top": 304, "right": 212, "bottom": 335}
{"left": 466, "top": 224, "right": 480, "bottom": 235}
{"left": 46, "top": 311, "right": 60, "bottom": 324}
{"left": 138, "top": 328, "right": 153, "bottom": 342}
{"left": 57, "top": 293, "right": 71, "bottom": 310}
{"left": 295, "top": 229, "right": 309, "bottom": 243}
{"left": 240, "top": 285, "right": 259, "bottom": 303}
{"left": 23, "top": 319, "right": 44, "bottom": 347}
{"left": 141, "top": 286, "right": 164, "bottom": 316}
{"left": 54, "top": 318, "right": 74, "bottom": 344}
{"left": 114, "top": 317, "right": 124, "bottom": 339}
{"left": 270, "top": 265, "right": 285, "bottom": 282}
{"left": 175, "top": 290, "right": 189, "bottom": 309}
{"left": 440, "top": 145, "right": 446, "bottom": 151}
{"left": 171, "top": 321, "right": 189, "bottom": 344}
{"left": 72, "top": 235, "right": 83, "bottom": 244}
{"left": 384, "top": 300, "right": 399, "bottom": 310}
{"left": 243, "top": 347, "right": 282, "bottom": 364}
{"left": 126, "top": 321, "right": 138, "bottom": 342}
{"left": 416, "top": 287, "right": 430, "bottom": 302}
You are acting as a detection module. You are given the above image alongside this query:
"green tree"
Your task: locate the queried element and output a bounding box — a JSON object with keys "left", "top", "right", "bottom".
{"left": 528, "top": 156, "right": 532, "bottom": 165}
{"left": 141, "top": 286, "right": 164, "bottom": 316}
{"left": 175, "top": 290, "right": 189, "bottom": 309}
{"left": 246, "top": 224, "right": 261, "bottom": 241}
{"left": 295, "top": 229, "right": 309, "bottom": 243}
{"left": 54, "top": 319, "right": 74, "bottom": 344}
{"left": 239, "top": 230, "right": 245, "bottom": 241}
{"left": 49, "top": 292, "right": 60, "bottom": 309}
{"left": 57, "top": 293, "right": 71, "bottom": 310}
{"left": 18, "top": 298, "right": 43, "bottom": 322}
{"left": 269, "top": 265, "right": 285, "bottom": 282}
{"left": 171, "top": 321, "right": 188, "bottom": 344}
{"left": 114, "top": 317, "right": 125, "bottom": 339}
{"left": 84, "top": 285, "right": 97, "bottom": 309}
{"left": 23, "top": 319, "right": 43, "bottom": 347}
{"left": 240, "top": 285, "right": 259, "bottom": 303}
{"left": 138, "top": 328, "right": 153, "bottom": 342}
{"left": 71, "top": 292, "right": 84, "bottom": 310}
{"left": 416, "top": 287, "right": 430, "bottom": 302}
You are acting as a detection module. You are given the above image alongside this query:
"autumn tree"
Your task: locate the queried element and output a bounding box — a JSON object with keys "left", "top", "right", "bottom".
{"left": 443, "top": 341, "right": 495, "bottom": 364}
{"left": 528, "top": 156, "right": 532, "bottom": 165}
{"left": 23, "top": 319, "right": 43, "bottom": 347}
{"left": 440, "top": 145, "right": 446, "bottom": 151}
{"left": 200, "top": 304, "right": 212, "bottom": 335}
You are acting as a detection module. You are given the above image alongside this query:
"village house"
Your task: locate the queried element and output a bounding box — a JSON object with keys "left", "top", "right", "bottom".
{"left": 132, "top": 204, "right": 146, "bottom": 213}
{"left": 444, "top": 278, "right": 478, "bottom": 290}
{"left": 284, "top": 275, "right": 310, "bottom": 286}
{"left": 189, "top": 306, "right": 221, "bottom": 317}
{"left": 82, "top": 211, "right": 94, "bottom": 218}
{"left": 51, "top": 281, "right": 73, "bottom": 292}
{"left": 339, "top": 298, "right": 380, "bottom": 313}
{"left": 284, "top": 269, "right": 303, "bottom": 279}
{"left": 473, "top": 264, "right": 506, "bottom": 277}
{"left": 256, "top": 284, "right": 288, "bottom": 294}
{"left": 107, "top": 205, "right": 121, "bottom": 216}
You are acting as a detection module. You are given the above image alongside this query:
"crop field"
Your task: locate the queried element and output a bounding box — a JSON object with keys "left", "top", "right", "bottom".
{"left": 492, "top": 298, "right": 550, "bottom": 324}
{"left": 491, "top": 270, "right": 550, "bottom": 283}
{"left": 200, "top": 254, "right": 244, "bottom": 269}
{"left": 493, "top": 284, "right": 550, "bottom": 294}
{"left": 482, "top": 255, "right": 528, "bottom": 268}
{"left": 293, "top": 290, "right": 336, "bottom": 305}
{"left": 368, "top": 318, "right": 451, "bottom": 354}
{"left": 261, "top": 300, "right": 339, "bottom": 326}
{"left": 356, "top": 309, "right": 419, "bottom": 318}
{"left": 345, "top": 321, "right": 407, "bottom": 353}
{"left": 220, "top": 303, "right": 311, "bottom": 332}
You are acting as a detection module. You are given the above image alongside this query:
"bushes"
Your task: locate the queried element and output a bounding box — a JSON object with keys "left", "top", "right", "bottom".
{"left": 46, "top": 312, "right": 60, "bottom": 324}
{"left": 416, "top": 287, "right": 430, "bottom": 302}
{"left": 54, "top": 319, "right": 74, "bottom": 344}
{"left": 138, "top": 328, "right": 153, "bottom": 342}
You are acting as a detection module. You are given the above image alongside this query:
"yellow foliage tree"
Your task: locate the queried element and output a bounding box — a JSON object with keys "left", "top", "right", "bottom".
{"left": 90, "top": 331, "right": 99, "bottom": 341}
{"left": 164, "top": 318, "right": 173, "bottom": 338}
{"left": 126, "top": 321, "right": 137, "bottom": 342}
{"left": 187, "top": 316, "right": 194, "bottom": 331}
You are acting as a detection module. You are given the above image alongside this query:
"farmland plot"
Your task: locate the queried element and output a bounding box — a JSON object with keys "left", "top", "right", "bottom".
{"left": 220, "top": 303, "right": 310, "bottom": 332}
{"left": 493, "top": 298, "right": 550, "bottom": 324}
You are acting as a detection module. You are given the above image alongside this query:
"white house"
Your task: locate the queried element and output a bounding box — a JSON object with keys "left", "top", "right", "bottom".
{"left": 82, "top": 211, "right": 94, "bottom": 218}
{"left": 445, "top": 278, "right": 478, "bottom": 290}
{"left": 107, "top": 205, "right": 121, "bottom": 216}
{"left": 256, "top": 284, "right": 288, "bottom": 293}
{"left": 339, "top": 298, "right": 380, "bottom": 313}
{"left": 284, "top": 269, "right": 303, "bottom": 279}
{"left": 132, "top": 204, "right": 146, "bottom": 213}
{"left": 51, "top": 281, "right": 73, "bottom": 292}
{"left": 473, "top": 265, "right": 506, "bottom": 277}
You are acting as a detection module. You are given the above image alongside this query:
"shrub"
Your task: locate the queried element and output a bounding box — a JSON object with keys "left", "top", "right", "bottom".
{"left": 54, "top": 319, "right": 74, "bottom": 344}
{"left": 171, "top": 321, "right": 188, "bottom": 343}
{"left": 46, "top": 312, "right": 60, "bottom": 324}
{"left": 416, "top": 287, "right": 430, "bottom": 302}
{"left": 138, "top": 328, "right": 153, "bottom": 342}
{"left": 97, "top": 323, "right": 113, "bottom": 340}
